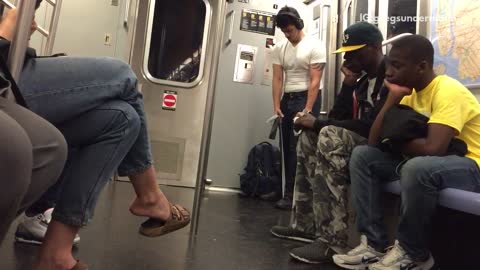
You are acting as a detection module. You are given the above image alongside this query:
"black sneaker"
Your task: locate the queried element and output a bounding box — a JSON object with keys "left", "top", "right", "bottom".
{"left": 275, "top": 197, "right": 292, "bottom": 210}
{"left": 289, "top": 240, "right": 336, "bottom": 264}
{"left": 270, "top": 225, "right": 315, "bottom": 243}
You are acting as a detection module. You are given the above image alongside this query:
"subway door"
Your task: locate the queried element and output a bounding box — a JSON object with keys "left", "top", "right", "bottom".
{"left": 127, "top": 0, "right": 224, "bottom": 187}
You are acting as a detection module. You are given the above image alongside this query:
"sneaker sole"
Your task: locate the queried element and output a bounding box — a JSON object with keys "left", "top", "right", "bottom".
{"left": 15, "top": 236, "right": 81, "bottom": 246}
{"left": 332, "top": 257, "right": 369, "bottom": 270}
{"left": 15, "top": 236, "right": 42, "bottom": 245}
{"left": 289, "top": 251, "right": 328, "bottom": 264}
{"left": 270, "top": 230, "right": 315, "bottom": 243}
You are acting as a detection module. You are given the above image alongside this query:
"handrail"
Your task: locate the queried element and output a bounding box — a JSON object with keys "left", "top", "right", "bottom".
{"left": 44, "top": 0, "right": 62, "bottom": 55}
{"left": 382, "top": 33, "right": 412, "bottom": 46}
{"left": 0, "top": 0, "right": 63, "bottom": 55}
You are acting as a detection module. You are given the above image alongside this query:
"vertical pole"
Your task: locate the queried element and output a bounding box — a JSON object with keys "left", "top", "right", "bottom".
{"left": 189, "top": 0, "right": 227, "bottom": 236}
{"left": 7, "top": 0, "right": 36, "bottom": 81}
{"left": 44, "top": 0, "right": 62, "bottom": 55}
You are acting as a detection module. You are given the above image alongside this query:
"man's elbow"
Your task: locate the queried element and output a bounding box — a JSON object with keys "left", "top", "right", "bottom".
{"left": 422, "top": 143, "right": 449, "bottom": 156}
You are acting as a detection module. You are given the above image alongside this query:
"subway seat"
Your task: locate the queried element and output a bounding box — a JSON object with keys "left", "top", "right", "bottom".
{"left": 383, "top": 181, "right": 480, "bottom": 216}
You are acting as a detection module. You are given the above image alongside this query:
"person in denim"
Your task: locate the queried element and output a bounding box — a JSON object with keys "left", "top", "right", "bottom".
{"left": 272, "top": 6, "right": 324, "bottom": 209}
{"left": 0, "top": 8, "right": 189, "bottom": 270}
{"left": 333, "top": 35, "right": 480, "bottom": 270}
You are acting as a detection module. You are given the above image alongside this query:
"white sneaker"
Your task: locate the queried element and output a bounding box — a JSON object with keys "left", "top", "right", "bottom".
{"left": 15, "top": 208, "right": 80, "bottom": 245}
{"left": 369, "top": 240, "right": 434, "bottom": 270}
{"left": 333, "top": 235, "right": 385, "bottom": 270}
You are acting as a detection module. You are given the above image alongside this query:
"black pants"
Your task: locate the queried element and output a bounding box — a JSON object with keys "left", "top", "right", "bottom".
{"left": 280, "top": 90, "right": 321, "bottom": 198}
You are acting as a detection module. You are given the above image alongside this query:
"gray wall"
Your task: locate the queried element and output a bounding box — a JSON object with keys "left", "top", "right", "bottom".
{"left": 206, "top": 0, "right": 313, "bottom": 189}
{"left": 30, "top": 0, "right": 129, "bottom": 59}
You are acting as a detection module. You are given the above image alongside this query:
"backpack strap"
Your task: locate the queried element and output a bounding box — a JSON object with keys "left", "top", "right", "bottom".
{"left": 0, "top": 56, "right": 28, "bottom": 108}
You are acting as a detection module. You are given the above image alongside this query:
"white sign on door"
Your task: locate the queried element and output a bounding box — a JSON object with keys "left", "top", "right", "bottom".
{"left": 234, "top": 44, "right": 258, "bottom": 84}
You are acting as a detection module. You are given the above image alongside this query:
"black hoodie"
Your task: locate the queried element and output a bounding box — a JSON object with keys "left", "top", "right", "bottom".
{"left": 312, "top": 59, "right": 388, "bottom": 138}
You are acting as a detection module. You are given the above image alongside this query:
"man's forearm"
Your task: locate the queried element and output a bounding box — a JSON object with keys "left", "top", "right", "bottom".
{"left": 305, "top": 78, "right": 320, "bottom": 112}
{"left": 272, "top": 78, "right": 283, "bottom": 109}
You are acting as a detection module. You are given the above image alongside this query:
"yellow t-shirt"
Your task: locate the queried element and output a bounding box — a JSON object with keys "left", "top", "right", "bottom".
{"left": 400, "top": 75, "right": 480, "bottom": 166}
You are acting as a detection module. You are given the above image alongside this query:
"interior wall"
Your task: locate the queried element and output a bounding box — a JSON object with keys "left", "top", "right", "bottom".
{"left": 30, "top": 0, "right": 129, "bottom": 59}
{"left": 206, "top": 0, "right": 316, "bottom": 189}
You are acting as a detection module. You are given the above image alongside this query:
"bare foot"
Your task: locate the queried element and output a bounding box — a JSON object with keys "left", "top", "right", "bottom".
{"left": 129, "top": 195, "right": 171, "bottom": 221}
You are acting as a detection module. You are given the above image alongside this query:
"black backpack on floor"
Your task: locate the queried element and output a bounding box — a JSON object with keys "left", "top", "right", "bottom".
{"left": 239, "top": 142, "right": 281, "bottom": 200}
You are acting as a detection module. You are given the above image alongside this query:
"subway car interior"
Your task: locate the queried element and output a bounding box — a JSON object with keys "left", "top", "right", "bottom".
{"left": 0, "top": 0, "right": 479, "bottom": 269}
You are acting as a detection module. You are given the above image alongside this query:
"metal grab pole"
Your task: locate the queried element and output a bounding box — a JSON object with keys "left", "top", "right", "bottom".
{"left": 44, "top": 0, "right": 61, "bottom": 55}
{"left": 1, "top": 0, "right": 49, "bottom": 37}
{"left": 1, "top": 0, "right": 63, "bottom": 56}
{"left": 189, "top": 1, "right": 227, "bottom": 236}
{"left": 6, "top": 0, "right": 36, "bottom": 81}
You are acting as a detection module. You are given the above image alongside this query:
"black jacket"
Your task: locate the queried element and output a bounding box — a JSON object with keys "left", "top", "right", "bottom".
{"left": 380, "top": 104, "right": 467, "bottom": 156}
{"left": 0, "top": 39, "right": 37, "bottom": 65}
{"left": 0, "top": 39, "right": 35, "bottom": 107}
{"left": 313, "top": 59, "right": 388, "bottom": 138}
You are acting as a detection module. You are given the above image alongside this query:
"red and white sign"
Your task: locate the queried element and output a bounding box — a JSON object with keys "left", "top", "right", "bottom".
{"left": 162, "top": 92, "right": 177, "bottom": 110}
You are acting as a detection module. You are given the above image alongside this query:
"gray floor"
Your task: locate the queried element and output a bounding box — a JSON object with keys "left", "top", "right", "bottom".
{"left": 0, "top": 182, "right": 341, "bottom": 270}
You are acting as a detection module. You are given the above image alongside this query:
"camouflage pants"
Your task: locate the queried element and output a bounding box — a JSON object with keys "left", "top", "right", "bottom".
{"left": 292, "top": 126, "right": 367, "bottom": 248}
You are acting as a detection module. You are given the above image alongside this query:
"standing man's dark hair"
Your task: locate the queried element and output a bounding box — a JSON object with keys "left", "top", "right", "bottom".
{"left": 276, "top": 6, "right": 304, "bottom": 30}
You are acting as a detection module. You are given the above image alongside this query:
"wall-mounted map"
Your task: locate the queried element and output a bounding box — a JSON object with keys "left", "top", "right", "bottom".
{"left": 431, "top": 0, "right": 480, "bottom": 88}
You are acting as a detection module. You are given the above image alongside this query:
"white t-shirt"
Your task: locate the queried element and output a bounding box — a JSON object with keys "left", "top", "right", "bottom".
{"left": 272, "top": 37, "right": 326, "bottom": 93}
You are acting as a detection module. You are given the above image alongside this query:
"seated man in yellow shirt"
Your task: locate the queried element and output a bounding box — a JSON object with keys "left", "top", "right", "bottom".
{"left": 333, "top": 34, "right": 480, "bottom": 270}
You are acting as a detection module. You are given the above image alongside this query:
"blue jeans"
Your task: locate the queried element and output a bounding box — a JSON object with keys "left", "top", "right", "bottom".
{"left": 280, "top": 91, "right": 320, "bottom": 197}
{"left": 18, "top": 57, "right": 152, "bottom": 226}
{"left": 350, "top": 145, "right": 480, "bottom": 260}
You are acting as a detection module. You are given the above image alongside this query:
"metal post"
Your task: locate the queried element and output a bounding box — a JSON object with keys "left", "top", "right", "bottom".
{"left": 6, "top": 0, "right": 36, "bottom": 81}
{"left": 189, "top": 0, "right": 227, "bottom": 236}
{"left": 44, "top": 0, "right": 61, "bottom": 55}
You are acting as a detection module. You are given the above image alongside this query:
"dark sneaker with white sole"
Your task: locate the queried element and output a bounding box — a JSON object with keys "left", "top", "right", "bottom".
{"left": 270, "top": 225, "right": 315, "bottom": 243}
{"left": 289, "top": 240, "right": 336, "bottom": 264}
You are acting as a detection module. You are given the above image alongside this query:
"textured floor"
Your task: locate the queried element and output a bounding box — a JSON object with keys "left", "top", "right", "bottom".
{"left": 0, "top": 182, "right": 341, "bottom": 270}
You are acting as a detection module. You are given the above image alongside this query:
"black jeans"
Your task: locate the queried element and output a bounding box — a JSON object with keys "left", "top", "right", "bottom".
{"left": 280, "top": 90, "right": 321, "bottom": 198}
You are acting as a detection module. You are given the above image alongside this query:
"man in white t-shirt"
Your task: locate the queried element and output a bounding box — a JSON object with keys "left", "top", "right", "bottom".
{"left": 272, "top": 6, "right": 325, "bottom": 209}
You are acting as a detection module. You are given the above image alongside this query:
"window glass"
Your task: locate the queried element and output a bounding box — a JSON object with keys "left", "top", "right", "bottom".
{"left": 145, "top": 0, "right": 208, "bottom": 86}
{"left": 387, "top": 0, "right": 417, "bottom": 38}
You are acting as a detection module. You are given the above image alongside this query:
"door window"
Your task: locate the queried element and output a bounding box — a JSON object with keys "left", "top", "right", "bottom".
{"left": 144, "top": 0, "right": 210, "bottom": 87}
{"left": 387, "top": 0, "right": 417, "bottom": 37}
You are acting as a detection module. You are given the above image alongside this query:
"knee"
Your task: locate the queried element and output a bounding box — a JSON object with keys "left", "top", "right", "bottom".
{"left": 349, "top": 145, "right": 375, "bottom": 172}
{"left": 317, "top": 126, "right": 345, "bottom": 155}
{"left": 110, "top": 101, "right": 141, "bottom": 138}
{"left": 400, "top": 157, "right": 435, "bottom": 191}
{"left": 109, "top": 58, "right": 138, "bottom": 85}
